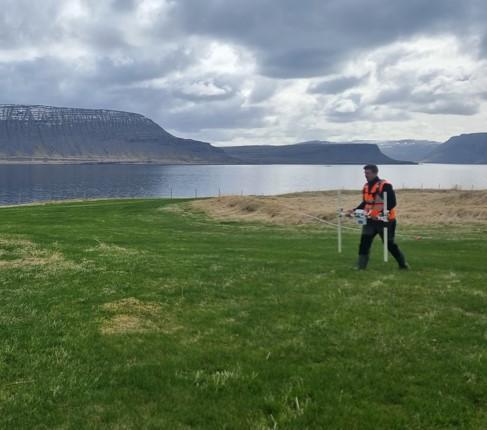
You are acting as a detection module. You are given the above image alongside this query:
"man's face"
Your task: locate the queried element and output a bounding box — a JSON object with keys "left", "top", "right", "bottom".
{"left": 364, "top": 169, "right": 377, "bottom": 182}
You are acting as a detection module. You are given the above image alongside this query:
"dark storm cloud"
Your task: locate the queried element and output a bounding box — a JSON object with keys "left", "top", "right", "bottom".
{"left": 168, "top": 0, "right": 482, "bottom": 78}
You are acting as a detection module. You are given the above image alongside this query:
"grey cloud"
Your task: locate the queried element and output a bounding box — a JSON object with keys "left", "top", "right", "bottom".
{"left": 257, "top": 48, "right": 344, "bottom": 79}
{"left": 0, "top": 33, "right": 259, "bottom": 132}
{"left": 325, "top": 105, "right": 412, "bottom": 123}
{"left": 170, "top": 88, "right": 235, "bottom": 102}
{"left": 0, "top": 0, "right": 158, "bottom": 52}
{"left": 110, "top": 0, "right": 138, "bottom": 11}
{"left": 1, "top": 0, "right": 486, "bottom": 138}
{"left": 88, "top": 50, "right": 195, "bottom": 85}
{"left": 159, "top": 98, "right": 270, "bottom": 132}
{"left": 412, "top": 99, "right": 479, "bottom": 116}
{"left": 481, "top": 34, "right": 487, "bottom": 57}
{"left": 309, "top": 75, "right": 367, "bottom": 95}
{"left": 0, "top": 56, "right": 170, "bottom": 116}
{"left": 245, "top": 77, "right": 279, "bottom": 103}
{"left": 372, "top": 74, "right": 481, "bottom": 116}
{"left": 373, "top": 86, "right": 413, "bottom": 105}
{"left": 0, "top": 58, "right": 71, "bottom": 104}
{"left": 76, "top": 24, "right": 132, "bottom": 51}
{"left": 168, "top": 0, "right": 480, "bottom": 78}
{"left": 168, "top": 74, "right": 241, "bottom": 102}
{"left": 0, "top": 1, "right": 61, "bottom": 49}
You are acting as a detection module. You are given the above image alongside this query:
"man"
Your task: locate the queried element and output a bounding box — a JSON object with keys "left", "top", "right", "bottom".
{"left": 348, "top": 164, "right": 409, "bottom": 270}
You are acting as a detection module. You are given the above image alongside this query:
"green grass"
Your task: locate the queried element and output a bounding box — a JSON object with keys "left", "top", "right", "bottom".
{"left": 0, "top": 198, "right": 486, "bottom": 429}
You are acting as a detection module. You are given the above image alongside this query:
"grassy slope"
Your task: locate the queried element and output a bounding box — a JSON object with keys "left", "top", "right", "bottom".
{"left": 0, "top": 199, "right": 486, "bottom": 429}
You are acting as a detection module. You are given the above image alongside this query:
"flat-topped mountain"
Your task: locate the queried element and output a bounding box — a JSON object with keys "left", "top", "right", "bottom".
{"left": 368, "top": 140, "right": 441, "bottom": 162}
{"left": 424, "top": 133, "right": 487, "bottom": 163}
{"left": 222, "top": 141, "right": 411, "bottom": 164}
{"left": 0, "top": 104, "right": 232, "bottom": 163}
{"left": 0, "top": 104, "right": 416, "bottom": 165}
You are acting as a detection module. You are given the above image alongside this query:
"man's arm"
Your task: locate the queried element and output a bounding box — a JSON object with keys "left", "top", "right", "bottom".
{"left": 381, "top": 183, "right": 396, "bottom": 210}
{"left": 346, "top": 199, "right": 365, "bottom": 215}
{"left": 354, "top": 201, "right": 366, "bottom": 210}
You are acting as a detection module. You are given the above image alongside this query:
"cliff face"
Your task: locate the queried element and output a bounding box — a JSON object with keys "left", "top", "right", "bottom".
{"left": 424, "top": 133, "right": 487, "bottom": 164}
{"left": 222, "top": 141, "right": 410, "bottom": 164}
{"left": 0, "top": 104, "right": 232, "bottom": 163}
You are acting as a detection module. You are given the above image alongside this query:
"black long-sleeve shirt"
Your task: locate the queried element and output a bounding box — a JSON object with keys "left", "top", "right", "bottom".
{"left": 355, "top": 177, "right": 396, "bottom": 211}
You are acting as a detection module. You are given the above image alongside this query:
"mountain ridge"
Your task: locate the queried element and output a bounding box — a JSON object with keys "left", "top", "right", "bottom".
{"left": 0, "top": 104, "right": 234, "bottom": 164}
{"left": 423, "top": 133, "right": 487, "bottom": 163}
{"left": 0, "top": 103, "right": 421, "bottom": 165}
{"left": 354, "top": 140, "right": 441, "bottom": 162}
{"left": 221, "top": 141, "right": 414, "bottom": 164}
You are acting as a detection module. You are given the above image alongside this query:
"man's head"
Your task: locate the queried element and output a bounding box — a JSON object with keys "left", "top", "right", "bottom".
{"left": 363, "top": 164, "right": 379, "bottom": 181}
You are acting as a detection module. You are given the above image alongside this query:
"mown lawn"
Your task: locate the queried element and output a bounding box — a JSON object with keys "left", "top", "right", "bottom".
{"left": 0, "top": 198, "right": 486, "bottom": 429}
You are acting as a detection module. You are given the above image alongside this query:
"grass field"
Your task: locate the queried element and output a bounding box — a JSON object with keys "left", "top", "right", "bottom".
{"left": 0, "top": 197, "right": 486, "bottom": 429}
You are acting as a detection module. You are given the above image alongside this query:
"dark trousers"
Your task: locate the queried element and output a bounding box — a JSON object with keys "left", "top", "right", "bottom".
{"left": 358, "top": 220, "right": 407, "bottom": 266}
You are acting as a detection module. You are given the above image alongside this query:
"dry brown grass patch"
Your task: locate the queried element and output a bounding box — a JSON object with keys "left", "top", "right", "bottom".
{"left": 86, "top": 242, "right": 140, "bottom": 256}
{"left": 101, "top": 314, "right": 158, "bottom": 335}
{"left": 190, "top": 190, "right": 487, "bottom": 226}
{"left": 157, "top": 204, "right": 186, "bottom": 214}
{"left": 100, "top": 297, "right": 181, "bottom": 335}
{"left": 0, "top": 236, "right": 80, "bottom": 270}
{"left": 102, "top": 297, "right": 160, "bottom": 314}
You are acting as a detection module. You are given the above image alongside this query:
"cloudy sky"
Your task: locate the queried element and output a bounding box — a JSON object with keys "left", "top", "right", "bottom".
{"left": 1, "top": 0, "right": 487, "bottom": 145}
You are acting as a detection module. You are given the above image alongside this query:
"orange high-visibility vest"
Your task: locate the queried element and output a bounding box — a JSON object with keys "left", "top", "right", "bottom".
{"left": 362, "top": 179, "right": 396, "bottom": 220}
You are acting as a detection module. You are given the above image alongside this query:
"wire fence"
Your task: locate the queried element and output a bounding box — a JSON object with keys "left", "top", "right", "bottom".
{"left": 2, "top": 186, "right": 487, "bottom": 245}
{"left": 1, "top": 182, "right": 486, "bottom": 207}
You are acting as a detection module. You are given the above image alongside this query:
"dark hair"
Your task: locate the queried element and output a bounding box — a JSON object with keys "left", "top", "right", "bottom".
{"left": 363, "top": 164, "right": 378, "bottom": 174}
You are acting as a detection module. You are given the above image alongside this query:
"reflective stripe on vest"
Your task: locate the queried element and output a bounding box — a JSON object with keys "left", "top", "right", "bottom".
{"left": 362, "top": 180, "right": 396, "bottom": 220}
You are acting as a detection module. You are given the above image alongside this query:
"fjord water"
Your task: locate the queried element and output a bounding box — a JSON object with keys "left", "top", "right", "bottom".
{"left": 1, "top": 163, "right": 487, "bottom": 205}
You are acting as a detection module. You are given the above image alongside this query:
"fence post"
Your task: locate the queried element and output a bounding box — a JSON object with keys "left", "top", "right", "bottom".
{"left": 337, "top": 190, "right": 342, "bottom": 254}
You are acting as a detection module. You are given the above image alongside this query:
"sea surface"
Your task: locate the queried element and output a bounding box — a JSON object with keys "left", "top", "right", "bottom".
{"left": 1, "top": 163, "right": 486, "bottom": 205}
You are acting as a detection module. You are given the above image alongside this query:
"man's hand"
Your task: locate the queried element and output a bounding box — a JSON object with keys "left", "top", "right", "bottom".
{"left": 346, "top": 209, "right": 355, "bottom": 216}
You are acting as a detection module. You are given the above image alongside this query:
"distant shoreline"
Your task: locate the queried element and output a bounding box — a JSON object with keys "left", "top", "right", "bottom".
{"left": 0, "top": 159, "right": 417, "bottom": 165}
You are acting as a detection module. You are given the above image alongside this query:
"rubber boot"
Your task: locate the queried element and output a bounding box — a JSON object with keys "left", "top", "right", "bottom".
{"left": 396, "top": 250, "right": 409, "bottom": 270}
{"left": 388, "top": 242, "right": 409, "bottom": 270}
{"left": 356, "top": 254, "right": 369, "bottom": 270}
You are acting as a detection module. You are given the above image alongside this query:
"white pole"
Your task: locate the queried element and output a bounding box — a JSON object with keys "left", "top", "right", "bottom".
{"left": 383, "top": 191, "right": 388, "bottom": 263}
{"left": 337, "top": 190, "right": 342, "bottom": 253}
